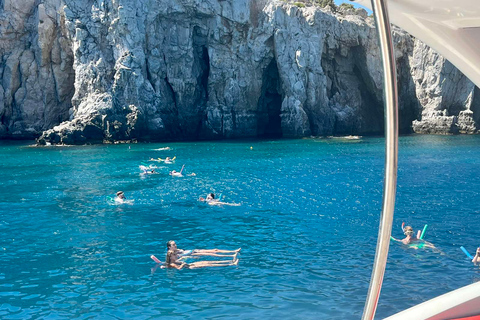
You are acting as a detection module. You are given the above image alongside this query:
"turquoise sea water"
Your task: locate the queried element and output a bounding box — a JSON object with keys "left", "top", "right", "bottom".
{"left": 1, "top": 135, "right": 480, "bottom": 319}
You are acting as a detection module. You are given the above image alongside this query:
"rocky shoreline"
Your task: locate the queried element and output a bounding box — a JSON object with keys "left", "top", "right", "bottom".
{"left": 0, "top": 0, "right": 478, "bottom": 145}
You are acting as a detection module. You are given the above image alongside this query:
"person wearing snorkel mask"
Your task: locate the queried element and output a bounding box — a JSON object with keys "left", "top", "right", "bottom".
{"left": 400, "top": 226, "right": 419, "bottom": 245}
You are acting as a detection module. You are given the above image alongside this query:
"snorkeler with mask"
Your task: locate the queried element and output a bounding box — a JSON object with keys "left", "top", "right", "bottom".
{"left": 400, "top": 225, "right": 419, "bottom": 245}
{"left": 391, "top": 225, "right": 435, "bottom": 249}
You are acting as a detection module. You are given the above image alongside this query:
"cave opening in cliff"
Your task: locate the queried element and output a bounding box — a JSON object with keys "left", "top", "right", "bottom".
{"left": 200, "top": 46, "right": 210, "bottom": 102}
{"left": 193, "top": 27, "right": 210, "bottom": 108}
{"left": 257, "top": 59, "right": 282, "bottom": 138}
{"left": 348, "top": 46, "right": 385, "bottom": 135}
{"left": 352, "top": 63, "right": 384, "bottom": 134}
{"left": 191, "top": 26, "right": 211, "bottom": 138}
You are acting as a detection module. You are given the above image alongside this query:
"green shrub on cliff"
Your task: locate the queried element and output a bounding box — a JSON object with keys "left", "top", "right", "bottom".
{"left": 314, "top": 0, "right": 337, "bottom": 11}
{"left": 339, "top": 3, "right": 355, "bottom": 10}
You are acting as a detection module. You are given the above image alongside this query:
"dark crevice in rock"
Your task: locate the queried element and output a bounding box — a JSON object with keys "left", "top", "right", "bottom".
{"left": 347, "top": 46, "right": 383, "bottom": 135}
{"left": 448, "top": 101, "right": 466, "bottom": 117}
{"left": 321, "top": 52, "right": 339, "bottom": 100}
{"left": 231, "top": 107, "right": 237, "bottom": 133}
{"left": 192, "top": 43, "right": 210, "bottom": 108}
{"left": 164, "top": 74, "right": 181, "bottom": 137}
{"left": 164, "top": 74, "right": 177, "bottom": 108}
{"left": 162, "top": 55, "right": 177, "bottom": 111}
{"left": 200, "top": 46, "right": 210, "bottom": 102}
{"left": 352, "top": 63, "right": 383, "bottom": 134}
{"left": 145, "top": 58, "right": 155, "bottom": 93}
{"left": 144, "top": 32, "right": 156, "bottom": 93}
{"left": 0, "top": 113, "right": 7, "bottom": 132}
{"left": 471, "top": 86, "right": 480, "bottom": 125}
{"left": 396, "top": 52, "right": 420, "bottom": 133}
{"left": 192, "top": 26, "right": 210, "bottom": 137}
{"left": 50, "top": 63, "right": 60, "bottom": 104}
{"left": 257, "top": 59, "right": 282, "bottom": 138}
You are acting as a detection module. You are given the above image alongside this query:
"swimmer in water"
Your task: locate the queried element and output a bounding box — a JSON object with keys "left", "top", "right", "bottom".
{"left": 199, "top": 193, "right": 240, "bottom": 206}
{"left": 473, "top": 247, "right": 480, "bottom": 264}
{"left": 166, "top": 240, "right": 241, "bottom": 259}
{"left": 169, "top": 170, "right": 183, "bottom": 177}
{"left": 400, "top": 226, "right": 419, "bottom": 245}
{"left": 166, "top": 247, "right": 239, "bottom": 270}
{"left": 115, "top": 191, "right": 126, "bottom": 203}
{"left": 391, "top": 225, "right": 435, "bottom": 249}
{"left": 140, "top": 165, "right": 157, "bottom": 174}
{"left": 206, "top": 193, "right": 215, "bottom": 201}
{"left": 199, "top": 193, "right": 217, "bottom": 202}
{"left": 149, "top": 156, "right": 175, "bottom": 163}
{"left": 170, "top": 164, "right": 186, "bottom": 177}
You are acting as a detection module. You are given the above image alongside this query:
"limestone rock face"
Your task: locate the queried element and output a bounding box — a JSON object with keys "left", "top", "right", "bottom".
{"left": 0, "top": 0, "right": 478, "bottom": 144}
{"left": 0, "top": 0, "right": 74, "bottom": 139}
{"left": 410, "top": 41, "right": 480, "bottom": 134}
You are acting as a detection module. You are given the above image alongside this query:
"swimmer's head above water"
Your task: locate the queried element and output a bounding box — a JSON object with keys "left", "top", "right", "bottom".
{"left": 404, "top": 226, "right": 414, "bottom": 236}
{"left": 206, "top": 193, "right": 215, "bottom": 200}
{"left": 116, "top": 191, "right": 125, "bottom": 199}
{"left": 167, "top": 240, "right": 177, "bottom": 251}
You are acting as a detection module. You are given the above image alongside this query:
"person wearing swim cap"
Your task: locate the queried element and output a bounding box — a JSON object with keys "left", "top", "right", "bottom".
{"left": 115, "top": 191, "right": 126, "bottom": 203}
{"left": 165, "top": 241, "right": 239, "bottom": 269}
{"left": 473, "top": 247, "right": 480, "bottom": 264}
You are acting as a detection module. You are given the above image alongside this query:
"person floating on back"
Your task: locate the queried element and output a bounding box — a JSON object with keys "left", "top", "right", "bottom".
{"left": 139, "top": 165, "right": 156, "bottom": 174}
{"left": 149, "top": 156, "right": 176, "bottom": 163}
{"left": 166, "top": 240, "right": 240, "bottom": 259}
{"left": 163, "top": 240, "right": 240, "bottom": 269}
{"left": 164, "top": 156, "right": 175, "bottom": 164}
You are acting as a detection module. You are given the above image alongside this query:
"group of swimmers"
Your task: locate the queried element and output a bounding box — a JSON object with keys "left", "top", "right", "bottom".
{"left": 109, "top": 150, "right": 241, "bottom": 205}
{"left": 113, "top": 190, "right": 239, "bottom": 207}
{"left": 111, "top": 154, "right": 242, "bottom": 269}
{"left": 151, "top": 240, "right": 241, "bottom": 269}
{"left": 146, "top": 156, "right": 196, "bottom": 177}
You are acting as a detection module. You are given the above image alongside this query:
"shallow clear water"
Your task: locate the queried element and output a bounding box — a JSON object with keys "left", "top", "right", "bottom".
{"left": 1, "top": 135, "right": 480, "bottom": 319}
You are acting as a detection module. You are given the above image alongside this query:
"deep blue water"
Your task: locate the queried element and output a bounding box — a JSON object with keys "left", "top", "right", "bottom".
{"left": 1, "top": 135, "right": 480, "bottom": 319}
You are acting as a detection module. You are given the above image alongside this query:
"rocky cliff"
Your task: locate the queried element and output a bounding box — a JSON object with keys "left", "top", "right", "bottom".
{"left": 0, "top": 0, "right": 478, "bottom": 144}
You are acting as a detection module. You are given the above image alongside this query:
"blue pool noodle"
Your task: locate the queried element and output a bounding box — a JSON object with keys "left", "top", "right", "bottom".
{"left": 460, "top": 246, "right": 473, "bottom": 259}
